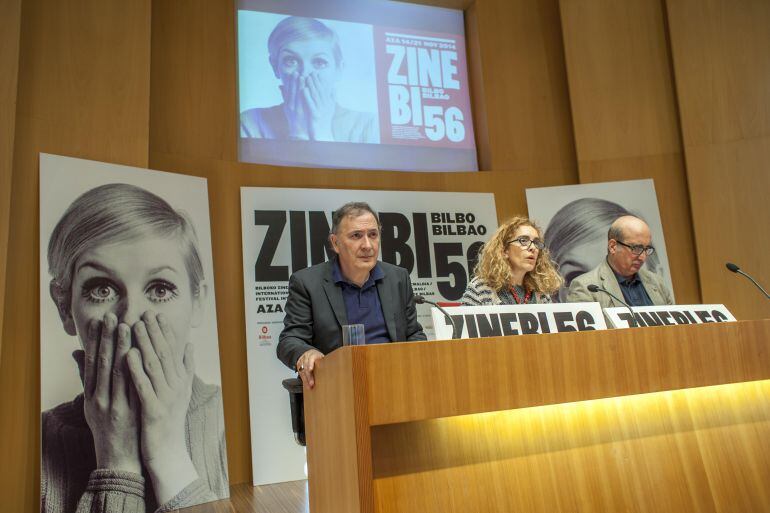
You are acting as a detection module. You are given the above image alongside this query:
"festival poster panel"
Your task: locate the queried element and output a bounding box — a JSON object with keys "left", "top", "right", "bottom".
{"left": 241, "top": 187, "right": 497, "bottom": 485}
{"left": 373, "top": 26, "right": 475, "bottom": 148}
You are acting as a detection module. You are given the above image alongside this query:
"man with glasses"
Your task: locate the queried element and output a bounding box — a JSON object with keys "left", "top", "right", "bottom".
{"left": 566, "top": 215, "right": 674, "bottom": 307}
{"left": 277, "top": 202, "right": 426, "bottom": 388}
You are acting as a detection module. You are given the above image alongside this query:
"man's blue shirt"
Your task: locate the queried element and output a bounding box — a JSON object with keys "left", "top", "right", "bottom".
{"left": 332, "top": 259, "right": 391, "bottom": 344}
{"left": 611, "top": 263, "right": 654, "bottom": 307}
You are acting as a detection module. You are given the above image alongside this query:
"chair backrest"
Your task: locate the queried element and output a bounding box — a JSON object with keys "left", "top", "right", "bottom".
{"left": 282, "top": 378, "right": 306, "bottom": 446}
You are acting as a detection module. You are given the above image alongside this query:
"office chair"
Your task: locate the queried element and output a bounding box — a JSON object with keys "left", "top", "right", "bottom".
{"left": 281, "top": 377, "right": 306, "bottom": 446}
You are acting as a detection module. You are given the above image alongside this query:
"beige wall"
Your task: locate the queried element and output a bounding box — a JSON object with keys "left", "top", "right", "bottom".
{"left": 1, "top": 0, "right": 768, "bottom": 508}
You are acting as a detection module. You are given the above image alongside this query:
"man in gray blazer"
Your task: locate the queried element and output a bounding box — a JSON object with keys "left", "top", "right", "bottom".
{"left": 277, "top": 202, "right": 426, "bottom": 387}
{"left": 567, "top": 215, "right": 674, "bottom": 308}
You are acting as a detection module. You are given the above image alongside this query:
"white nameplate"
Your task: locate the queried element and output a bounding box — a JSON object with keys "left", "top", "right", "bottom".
{"left": 431, "top": 303, "right": 607, "bottom": 340}
{"left": 604, "top": 304, "right": 737, "bottom": 329}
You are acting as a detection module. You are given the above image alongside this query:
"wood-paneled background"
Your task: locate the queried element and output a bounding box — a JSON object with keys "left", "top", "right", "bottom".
{"left": 0, "top": 0, "right": 768, "bottom": 510}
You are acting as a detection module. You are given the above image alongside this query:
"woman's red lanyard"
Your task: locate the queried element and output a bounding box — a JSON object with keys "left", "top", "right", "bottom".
{"left": 509, "top": 286, "right": 532, "bottom": 304}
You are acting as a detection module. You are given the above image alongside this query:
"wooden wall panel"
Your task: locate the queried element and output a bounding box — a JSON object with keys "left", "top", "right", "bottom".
{"left": 667, "top": 0, "right": 770, "bottom": 148}
{"left": 560, "top": 0, "right": 701, "bottom": 303}
{"left": 0, "top": 0, "right": 22, "bottom": 364}
{"left": 667, "top": 0, "right": 770, "bottom": 320}
{"left": 475, "top": 0, "right": 577, "bottom": 173}
{"left": 560, "top": 0, "right": 681, "bottom": 160}
{"left": 150, "top": 0, "right": 237, "bottom": 162}
{"left": 404, "top": 0, "right": 473, "bottom": 9}
{"left": 465, "top": 3, "right": 491, "bottom": 170}
{"left": 0, "top": 1, "right": 151, "bottom": 512}
{"left": 149, "top": 0, "right": 578, "bottom": 486}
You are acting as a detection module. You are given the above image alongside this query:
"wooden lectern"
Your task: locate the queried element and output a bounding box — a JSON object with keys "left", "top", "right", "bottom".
{"left": 304, "top": 320, "right": 770, "bottom": 513}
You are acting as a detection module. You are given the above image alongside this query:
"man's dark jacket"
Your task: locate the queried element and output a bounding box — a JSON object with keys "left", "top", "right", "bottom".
{"left": 277, "top": 260, "right": 426, "bottom": 369}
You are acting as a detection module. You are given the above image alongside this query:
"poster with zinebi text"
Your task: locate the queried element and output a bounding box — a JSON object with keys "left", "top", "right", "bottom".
{"left": 241, "top": 187, "right": 497, "bottom": 485}
{"left": 374, "top": 28, "right": 472, "bottom": 148}
{"left": 237, "top": 0, "right": 476, "bottom": 171}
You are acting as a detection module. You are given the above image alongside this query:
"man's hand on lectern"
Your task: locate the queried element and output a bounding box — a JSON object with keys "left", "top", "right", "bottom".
{"left": 296, "top": 349, "right": 324, "bottom": 389}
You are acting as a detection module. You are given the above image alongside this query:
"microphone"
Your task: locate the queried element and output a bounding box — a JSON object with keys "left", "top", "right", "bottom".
{"left": 414, "top": 295, "right": 461, "bottom": 339}
{"left": 587, "top": 284, "right": 638, "bottom": 327}
{"left": 726, "top": 262, "right": 769, "bottom": 299}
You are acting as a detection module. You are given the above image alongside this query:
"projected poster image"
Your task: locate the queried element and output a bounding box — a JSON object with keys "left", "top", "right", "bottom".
{"left": 240, "top": 13, "right": 380, "bottom": 144}
{"left": 238, "top": 1, "right": 477, "bottom": 171}
{"left": 39, "top": 154, "right": 229, "bottom": 513}
{"left": 525, "top": 179, "right": 674, "bottom": 304}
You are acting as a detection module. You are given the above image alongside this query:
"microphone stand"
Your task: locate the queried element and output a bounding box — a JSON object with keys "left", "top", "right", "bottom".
{"left": 726, "top": 262, "right": 770, "bottom": 299}
{"left": 414, "top": 295, "right": 461, "bottom": 339}
{"left": 587, "top": 284, "right": 638, "bottom": 327}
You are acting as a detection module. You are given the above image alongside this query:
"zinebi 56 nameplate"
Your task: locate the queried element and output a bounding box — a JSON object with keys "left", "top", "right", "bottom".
{"left": 431, "top": 303, "right": 607, "bottom": 340}
{"left": 603, "top": 304, "right": 737, "bottom": 329}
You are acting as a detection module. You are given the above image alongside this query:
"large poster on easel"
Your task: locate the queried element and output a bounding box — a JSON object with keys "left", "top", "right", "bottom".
{"left": 39, "top": 154, "right": 229, "bottom": 512}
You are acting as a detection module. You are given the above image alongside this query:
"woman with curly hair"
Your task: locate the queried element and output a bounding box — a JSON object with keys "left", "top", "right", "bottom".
{"left": 462, "top": 216, "right": 563, "bottom": 305}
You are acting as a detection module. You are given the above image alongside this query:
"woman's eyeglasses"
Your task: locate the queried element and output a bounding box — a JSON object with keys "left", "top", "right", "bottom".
{"left": 615, "top": 240, "right": 655, "bottom": 256}
{"left": 508, "top": 237, "right": 545, "bottom": 250}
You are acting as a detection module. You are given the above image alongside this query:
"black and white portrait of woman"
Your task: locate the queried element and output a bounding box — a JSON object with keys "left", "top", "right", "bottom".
{"left": 239, "top": 13, "right": 380, "bottom": 143}
{"left": 39, "top": 155, "right": 228, "bottom": 513}
{"left": 526, "top": 180, "right": 674, "bottom": 303}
